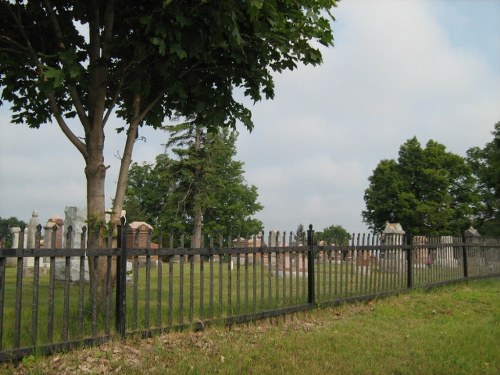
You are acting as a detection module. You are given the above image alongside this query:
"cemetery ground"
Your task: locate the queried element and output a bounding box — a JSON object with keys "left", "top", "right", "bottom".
{"left": 1, "top": 278, "right": 498, "bottom": 375}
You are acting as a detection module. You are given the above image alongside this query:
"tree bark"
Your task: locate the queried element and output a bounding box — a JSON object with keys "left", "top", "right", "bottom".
{"left": 85, "top": 127, "right": 112, "bottom": 305}
{"left": 110, "top": 121, "right": 139, "bottom": 225}
{"left": 191, "top": 126, "right": 203, "bottom": 261}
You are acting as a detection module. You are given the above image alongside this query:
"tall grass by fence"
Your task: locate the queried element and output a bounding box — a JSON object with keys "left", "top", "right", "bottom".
{"left": 0, "top": 224, "right": 499, "bottom": 362}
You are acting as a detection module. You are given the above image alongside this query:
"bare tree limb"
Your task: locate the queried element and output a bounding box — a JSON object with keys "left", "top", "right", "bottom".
{"left": 46, "top": 91, "right": 88, "bottom": 157}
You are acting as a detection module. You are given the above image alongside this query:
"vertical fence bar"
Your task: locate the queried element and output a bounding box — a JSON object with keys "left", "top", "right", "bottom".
{"left": 62, "top": 254, "right": 71, "bottom": 340}
{"left": 0, "top": 254, "right": 5, "bottom": 351}
{"left": 289, "top": 233, "right": 293, "bottom": 304}
{"left": 78, "top": 227, "right": 87, "bottom": 336}
{"left": 381, "top": 243, "right": 386, "bottom": 293}
{"left": 200, "top": 244, "right": 205, "bottom": 319}
{"left": 368, "top": 235, "right": 374, "bottom": 294}
{"left": 90, "top": 253, "right": 98, "bottom": 336}
{"left": 307, "top": 225, "right": 315, "bottom": 304}
{"left": 168, "top": 235, "right": 174, "bottom": 328}
{"left": 145, "top": 237, "right": 151, "bottom": 328}
{"left": 376, "top": 236, "right": 381, "bottom": 293}
{"left": 391, "top": 235, "right": 396, "bottom": 291}
{"left": 354, "top": 234, "right": 359, "bottom": 297}
{"left": 268, "top": 232, "right": 272, "bottom": 309}
{"left": 342, "top": 245, "right": 347, "bottom": 298}
{"left": 364, "top": 236, "right": 369, "bottom": 295}
{"left": 275, "top": 233, "right": 279, "bottom": 308}
{"left": 14, "top": 227, "right": 25, "bottom": 348}
{"left": 132, "top": 255, "right": 139, "bottom": 330}
{"left": 47, "top": 225, "right": 59, "bottom": 343}
{"left": 179, "top": 235, "right": 185, "bottom": 326}
{"left": 61, "top": 227, "right": 72, "bottom": 341}
{"left": 218, "top": 236, "right": 223, "bottom": 318}
{"left": 157, "top": 232, "right": 163, "bottom": 327}
{"left": 48, "top": 254, "right": 56, "bottom": 343}
{"left": 462, "top": 233, "right": 469, "bottom": 279}
{"left": 406, "top": 233, "right": 413, "bottom": 289}
{"left": 302, "top": 250, "right": 306, "bottom": 301}
{"left": 430, "top": 237, "right": 435, "bottom": 285}
{"left": 227, "top": 235, "right": 233, "bottom": 316}
{"left": 436, "top": 237, "right": 441, "bottom": 282}
{"left": 189, "top": 250, "right": 194, "bottom": 324}
{"left": 236, "top": 237, "right": 241, "bottom": 315}
{"left": 315, "top": 247, "right": 320, "bottom": 302}
{"left": 116, "top": 220, "right": 127, "bottom": 338}
{"left": 30, "top": 224, "right": 42, "bottom": 346}
{"left": 245, "top": 245, "right": 249, "bottom": 314}
{"left": 282, "top": 232, "right": 287, "bottom": 306}
{"left": 320, "top": 246, "right": 325, "bottom": 302}
{"left": 350, "top": 235, "right": 355, "bottom": 297}
{"left": 334, "top": 246, "right": 339, "bottom": 301}
{"left": 104, "top": 226, "right": 113, "bottom": 333}
{"left": 252, "top": 236, "right": 257, "bottom": 313}
{"left": 390, "top": 235, "right": 395, "bottom": 291}
{"left": 31, "top": 256, "right": 40, "bottom": 347}
{"left": 260, "top": 233, "right": 265, "bottom": 309}
{"left": 209, "top": 236, "right": 214, "bottom": 319}
{"left": 104, "top": 255, "right": 112, "bottom": 334}
{"left": 295, "top": 246, "right": 300, "bottom": 304}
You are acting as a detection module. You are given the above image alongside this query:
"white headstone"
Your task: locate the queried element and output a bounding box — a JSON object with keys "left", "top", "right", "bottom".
{"left": 55, "top": 206, "right": 89, "bottom": 281}
{"left": 64, "top": 206, "right": 87, "bottom": 248}
{"left": 27, "top": 210, "right": 39, "bottom": 249}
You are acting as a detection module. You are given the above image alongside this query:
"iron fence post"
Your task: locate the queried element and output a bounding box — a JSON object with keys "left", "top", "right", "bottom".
{"left": 307, "top": 224, "right": 315, "bottom": 304}
{"left": 406, "top": 232, "right": 413, "bottom": 289}
{"left": 462, "top": 233, "right": 469, "bottom": 279}
{"left": 115, "top": 218, "right": 127, "bottom": 338}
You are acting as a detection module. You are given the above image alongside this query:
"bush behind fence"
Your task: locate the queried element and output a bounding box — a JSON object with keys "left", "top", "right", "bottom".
{"left": 0, "top": 224, "right": 499, "bottom": 362}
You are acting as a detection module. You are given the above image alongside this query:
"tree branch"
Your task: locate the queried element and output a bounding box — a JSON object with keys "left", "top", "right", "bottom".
{"left": 42, "top": 0, "right": 65, "bottom": 49}
{"left": 103, "top": 52, "right": 153, "bottom": 128}
{"left": 42, "top": 0, "right": 91, "bottom": 131}
{"left": 101, "top": 0, "right": 115, "bottom": 61}
{"left": 134, "top": 90, "right": 167, "bottom": 125}
{"left": 0, "top": 35, "right": 30, "bottom": 53}
{"left": 102, "top": 75, "right": 125, "bottom": 128}
{"left": 46, "top": 92, "right": 88, "bottom": 158}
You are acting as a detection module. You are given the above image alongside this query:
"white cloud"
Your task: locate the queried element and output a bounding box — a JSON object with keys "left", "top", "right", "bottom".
{"left": 236, "top": 0, "right": 500, "bottom": 232}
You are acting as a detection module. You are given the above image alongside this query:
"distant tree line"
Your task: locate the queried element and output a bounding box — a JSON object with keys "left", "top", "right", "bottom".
{"left": 0, "top": 216, "right": 26, "bottom": 248}
{"left": 363, "top": 122, "right": 500, "bottom": 236}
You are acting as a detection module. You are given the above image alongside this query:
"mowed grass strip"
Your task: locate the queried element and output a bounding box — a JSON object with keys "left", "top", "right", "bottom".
{"left": 2, "top": 278, "right": 499, "bottom": 375}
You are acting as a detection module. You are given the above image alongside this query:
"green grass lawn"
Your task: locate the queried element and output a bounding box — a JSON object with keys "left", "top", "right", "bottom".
{"left": 2, "top": 278, "right": 498, "bottom": 374}
{"left": 0, "top": 254, "right": 488, "bottom": 351}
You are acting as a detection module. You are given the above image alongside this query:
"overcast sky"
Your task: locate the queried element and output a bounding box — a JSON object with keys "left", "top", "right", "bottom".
{"left": 1, "top": 0, "right": 499, "bottom": 234}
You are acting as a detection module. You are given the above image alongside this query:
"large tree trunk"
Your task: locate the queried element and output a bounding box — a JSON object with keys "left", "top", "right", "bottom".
{"left": 190, "top": 207, "right": 203, "bottom": 262}
{"left": 192, "top": 207, "right": 203, "bottom": 248}
{"left": 191, "top": 127, "right": 203, "bottom": 261}
{"left": 85, "top": 129, "right": 112, "bottom": 305}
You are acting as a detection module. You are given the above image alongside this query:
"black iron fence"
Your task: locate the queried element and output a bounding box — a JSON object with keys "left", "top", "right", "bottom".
{"left": 0, "top": 224, "right": 499, "bottom": 362}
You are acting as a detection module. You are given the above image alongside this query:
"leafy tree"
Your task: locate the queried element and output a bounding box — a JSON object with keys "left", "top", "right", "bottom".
{"left": 0, "top": 216, "right": 27, "bottom": 248}
{"left": 124, "top": 126, "right": 263, "bottom": 244}
{"left": 467, "top": 122, "right": 500, "bottom": 235}
{"left": 0, "top": 0, "right": 337, "bottom": 301}
{"left": 0, "top": 0, "right": 338, "bottom": 238}
{"left": 314, "top": 224, "right": 350, "bottom": 245}
{"left": 124, "top": 153, "right": 174, "bottom": 226}
{"left": 294, "top": 224, "right": 306, "bottom": 246}
{"left": 363, "top": 137, "right": 478, "bottom": 235}
{"left": 198, "top": 129, "right": 264, "bottom": 238}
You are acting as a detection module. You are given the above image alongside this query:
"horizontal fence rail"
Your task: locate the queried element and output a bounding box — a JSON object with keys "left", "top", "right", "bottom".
{"left": 0, "top": 224, "right": 499, "bottom": 362}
